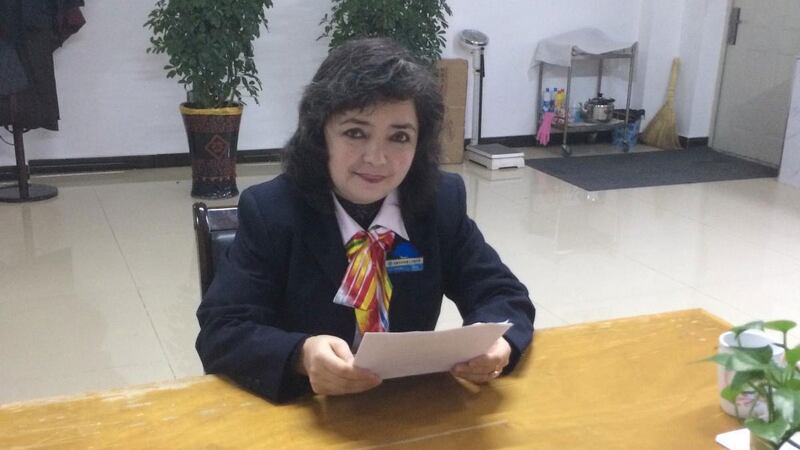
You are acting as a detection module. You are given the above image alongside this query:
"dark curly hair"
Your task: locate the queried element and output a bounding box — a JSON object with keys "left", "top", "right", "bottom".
{"left": 283, "top": 37, "right": 444, "bottom": 217}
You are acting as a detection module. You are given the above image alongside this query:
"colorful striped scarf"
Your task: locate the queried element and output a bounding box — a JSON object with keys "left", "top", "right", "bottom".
{"left": 333, "top": 226, "right": 396, "bottom": 334}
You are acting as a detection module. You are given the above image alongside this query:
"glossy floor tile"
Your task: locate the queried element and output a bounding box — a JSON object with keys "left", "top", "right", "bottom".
{"left": 1, "top": 145, "right": 799, "bottom": 403}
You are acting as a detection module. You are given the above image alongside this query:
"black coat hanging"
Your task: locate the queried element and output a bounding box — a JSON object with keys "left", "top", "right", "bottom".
{"left": 0, "top": 0, "right": 85, "bottom": 202}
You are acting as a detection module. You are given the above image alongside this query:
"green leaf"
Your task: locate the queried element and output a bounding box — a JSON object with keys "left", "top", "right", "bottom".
{"left": 765, "top": 320, "right": 796, "bottom": 333}
{"left": 707, "top": 353, "right": 735, "bottom": 368}
{"left": 764, "top": 365, "right": 787, "bottom": 386}
{"left": 773, "top": 387, "right": 800, "bottom": 425}
{"left": 732, "top": 321, "right": 765, "bottom": 337}
{"left": 745, "top": 417, "right": 790, "bottom": 445}
{"left": 722, "top": 346, "right": 775, "bottom": 370}
{"left": 786, "top": 346, "right": 800, "bottom": 367}
{"left": 730, "top": 371, "right": 764, "bottom": 393}
{"left": 720, "top": 385, "right": 742, "bottom": 403}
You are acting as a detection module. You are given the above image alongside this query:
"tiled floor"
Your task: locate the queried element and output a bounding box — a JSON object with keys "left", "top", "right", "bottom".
{"left": 2, "top": 143, "right": 799, "bottom": 404}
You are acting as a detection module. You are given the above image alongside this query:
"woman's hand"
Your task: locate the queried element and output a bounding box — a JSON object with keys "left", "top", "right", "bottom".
{"left": 295, "top": 335, "right": 382, "bottom": 395}
{"left": 450, "top": 337, "right": 512, "bottom": 384}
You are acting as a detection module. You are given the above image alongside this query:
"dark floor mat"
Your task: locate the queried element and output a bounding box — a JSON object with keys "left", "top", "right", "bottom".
{"left": 525, "top": 148, "right": 778, "bottom": 191}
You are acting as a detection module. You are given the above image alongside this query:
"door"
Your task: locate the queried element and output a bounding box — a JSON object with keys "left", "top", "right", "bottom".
{"left": 712, "top": 0, "right": 800, "bottom": 166}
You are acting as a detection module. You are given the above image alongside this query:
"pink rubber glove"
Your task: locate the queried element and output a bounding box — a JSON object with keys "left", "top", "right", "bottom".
{"left": 537, "top": 112, "right": 555, "bottom": 146}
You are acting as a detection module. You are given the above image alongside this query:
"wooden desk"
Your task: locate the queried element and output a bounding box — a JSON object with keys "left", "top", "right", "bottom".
{"left": 1, "top": 309, "right": 740, "bottom": 449}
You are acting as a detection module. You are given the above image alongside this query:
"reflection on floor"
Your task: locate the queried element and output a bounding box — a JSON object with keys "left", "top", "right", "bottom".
{"left": 1, "top": 143, "right": 799, "bottom": 403}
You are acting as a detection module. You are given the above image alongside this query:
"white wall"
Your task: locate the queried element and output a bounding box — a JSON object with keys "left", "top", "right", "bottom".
{"left": 778, "top": 56, "right": 800, "bottom": 188}
{"left": 1, "top": 0, "right": 330, "bottom": 166}
{"left": 634, "top": 0, "right": 684, "bottom": 131}
{"left": 635, "top": 0, "right": 728, "bottom": 137}
{"left": 442, "top": 0, "right": 643, "bottom": 140}
{"left": 1, "top": 0, "right": 728, "bottom": 166}
{"left": 676, "top": 0, "right": 730, "bottom": 138}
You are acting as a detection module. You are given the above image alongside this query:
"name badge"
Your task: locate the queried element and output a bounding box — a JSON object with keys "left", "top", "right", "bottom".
{"left": 387, "top": 241, "right": 424, "bottom": 273}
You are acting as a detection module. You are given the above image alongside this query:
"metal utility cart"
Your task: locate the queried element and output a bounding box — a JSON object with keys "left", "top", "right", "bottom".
{"left": 533, "top": 28, "right": 637, "bottom": 157}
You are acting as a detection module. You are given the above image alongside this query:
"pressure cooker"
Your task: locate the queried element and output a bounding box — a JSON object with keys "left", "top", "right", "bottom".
{"left": 581, "top": 94, "right": 615, "bottom": 123}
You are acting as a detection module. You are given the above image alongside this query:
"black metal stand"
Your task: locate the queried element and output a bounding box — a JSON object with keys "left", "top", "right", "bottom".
{"left": 477, "top": 47, "right": 485, "bottom": 144}
{"left": 0, "top": 126, "right": 58, "bottom": 203}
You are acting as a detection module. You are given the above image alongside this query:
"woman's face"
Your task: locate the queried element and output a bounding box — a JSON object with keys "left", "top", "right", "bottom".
{"left": 324, "top": 100, "right": 418, "bottom": 204}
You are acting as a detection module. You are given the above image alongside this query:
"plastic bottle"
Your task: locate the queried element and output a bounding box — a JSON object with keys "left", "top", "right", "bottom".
{"left": 542, "top": 88, "right": 551, "bottom": 113}
{"left": 551, "top": 87, "right": 558, "bottom": 112}
{"left": 572, "top": 103, "right": 583, "bottom": 123}
{"left": 555, "top": 89, "right": 565, "bottom": 116}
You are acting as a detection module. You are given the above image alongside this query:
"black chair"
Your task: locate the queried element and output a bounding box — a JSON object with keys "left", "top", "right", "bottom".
{"left": 193, "top": 202, "right": 239, "bottom": 296}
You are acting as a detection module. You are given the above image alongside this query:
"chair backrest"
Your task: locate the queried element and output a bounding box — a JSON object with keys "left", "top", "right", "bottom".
{"left": 193, "top": 202, "right": 239, "bottom": 296}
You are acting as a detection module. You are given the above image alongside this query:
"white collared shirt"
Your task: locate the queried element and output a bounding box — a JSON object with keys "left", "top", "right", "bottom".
{"left": 332, "top": 190, "right": 409, "bottom": 243}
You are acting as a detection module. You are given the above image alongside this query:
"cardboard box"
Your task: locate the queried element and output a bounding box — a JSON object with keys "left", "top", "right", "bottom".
{"left": 436, "top": 58, "right": 468, "bottom": 164}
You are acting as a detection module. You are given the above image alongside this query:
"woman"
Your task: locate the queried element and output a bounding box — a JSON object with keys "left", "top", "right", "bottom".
{"left": 196, "top": 38, "right": 534, "bottom": 403}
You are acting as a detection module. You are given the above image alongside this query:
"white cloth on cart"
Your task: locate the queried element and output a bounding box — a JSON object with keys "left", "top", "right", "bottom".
{"left": 532, "top": 28, "right": 636, "bottom": 68}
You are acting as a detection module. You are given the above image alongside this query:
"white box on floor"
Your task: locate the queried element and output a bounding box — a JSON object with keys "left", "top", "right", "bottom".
{"left": 465, "top": 143, "right": 525, "bottom": 170}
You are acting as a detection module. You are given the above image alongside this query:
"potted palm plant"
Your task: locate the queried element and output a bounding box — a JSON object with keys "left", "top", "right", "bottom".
{"left": 710, "top": 320, "right": 800, "bottom": 449}
{"left": 145, "top": 0, "right": 273, "bottom": 199}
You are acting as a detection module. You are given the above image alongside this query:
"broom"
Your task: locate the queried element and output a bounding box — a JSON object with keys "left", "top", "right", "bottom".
{"left": 641, "top": 58, "right": 682, "bottom": 149}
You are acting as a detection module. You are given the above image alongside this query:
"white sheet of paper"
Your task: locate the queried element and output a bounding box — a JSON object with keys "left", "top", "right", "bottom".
{"left": 716, "top": 428, "right": 800, "bottom": 449}
{"left": 353, "top": 322, "right": 512, "bottom": 379}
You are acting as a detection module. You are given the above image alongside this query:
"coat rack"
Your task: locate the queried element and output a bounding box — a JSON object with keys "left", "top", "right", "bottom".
{"left": 0, "top": 118, "right": 58, "bottom": 203}
{"left": 0, "top": 0, "right": 86, "bottom": 203}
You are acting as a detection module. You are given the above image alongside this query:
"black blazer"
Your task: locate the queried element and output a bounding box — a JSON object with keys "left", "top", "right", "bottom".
{"left": 196, "top": 172, "right": 535, "bottom": 402}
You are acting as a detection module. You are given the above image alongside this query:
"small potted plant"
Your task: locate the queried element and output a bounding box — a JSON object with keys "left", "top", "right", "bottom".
{"left": 710, "top": 320, "right": 800, "bottom": 449}
{"left": 145, "top": 0, "right": 273, "bottom": 199}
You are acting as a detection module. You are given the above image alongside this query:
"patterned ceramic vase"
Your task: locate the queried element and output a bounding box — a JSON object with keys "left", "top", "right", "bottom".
{"left": 180, "top": 104, "right": 242, "bottom": 199}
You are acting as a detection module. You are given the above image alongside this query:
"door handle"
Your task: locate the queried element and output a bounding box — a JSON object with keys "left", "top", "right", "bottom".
{"left": 727, "top": 7, "right": 742, "bottom": 45}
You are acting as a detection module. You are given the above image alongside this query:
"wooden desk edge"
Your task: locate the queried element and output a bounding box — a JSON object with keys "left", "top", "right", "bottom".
{"left": 1, "top": 308, "right": 733, "bottom": 410}
{"left": 540, "top": 308, "right": 732, "bottom": 334}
